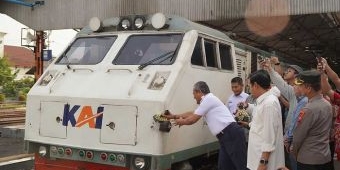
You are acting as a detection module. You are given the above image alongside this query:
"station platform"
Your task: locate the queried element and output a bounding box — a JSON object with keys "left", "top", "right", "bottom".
{"left": 0, "top": 125, "right": 26, "bottom": 158}
{"left": 0, "top": 125, "right": 25, "bottom": 138}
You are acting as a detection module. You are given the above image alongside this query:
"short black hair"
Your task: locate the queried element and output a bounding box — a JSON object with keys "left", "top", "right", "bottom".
{"left": 249, "top": 70, "right": 271, "bottom": 89}
{"left": 231, "top": 77, "right": 244, "bottom": 85}
{"left": 193, "top": 81, "right": 210, "bottom": 94}
{"left": 309, "top": 82, "right": 321, "bottom": 92}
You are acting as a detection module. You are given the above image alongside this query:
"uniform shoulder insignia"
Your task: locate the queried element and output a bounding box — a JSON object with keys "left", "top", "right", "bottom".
{"left": 297, "top": 110, "right": 305, "bottom": 125}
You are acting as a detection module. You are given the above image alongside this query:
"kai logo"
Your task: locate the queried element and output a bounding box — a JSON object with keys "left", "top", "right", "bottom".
{"left": 62, "top": 104, "right": 103, "bottom": 129}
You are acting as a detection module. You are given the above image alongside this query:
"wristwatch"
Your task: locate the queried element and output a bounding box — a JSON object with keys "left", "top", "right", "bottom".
{"left": 259, "top": 158, "right": 268, "bottom": 165}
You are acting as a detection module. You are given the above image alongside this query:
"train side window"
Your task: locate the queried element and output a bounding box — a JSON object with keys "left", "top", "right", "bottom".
{"left": 191, "top": 37, "right": 204, "bottom": 66}
{"left": 204, "top": 40, "right": 217, "bottom": 68}
{"left": 219, "top": 43, "right": 233, "bottom": 70}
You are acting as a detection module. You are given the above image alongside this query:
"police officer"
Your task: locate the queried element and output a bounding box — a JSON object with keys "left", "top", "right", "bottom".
{"left": 292, "top": 70, "right": 333, "bottom": 170}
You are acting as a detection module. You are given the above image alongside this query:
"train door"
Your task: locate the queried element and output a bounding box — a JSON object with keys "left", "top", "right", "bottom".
{"left": 234, "top": 49, "right": 251, "bottom": 93}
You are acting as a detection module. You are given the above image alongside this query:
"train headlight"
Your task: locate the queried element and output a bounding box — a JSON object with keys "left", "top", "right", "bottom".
{"left": 117, "top": 154, "right": 125, "bottom": 163}
{"left": 100, "top": 152, "right": 108, "bottom": 161}
{"left": 120, "top": 18, "right": 132, "bottom": 30}
{"left": 86, "top": 151, "right": 94, "bottom": 160}
{"left": 133, "top": 156, "right": 149, "bottom": 170}
{"left": 40, "top": 73, "right": 53, "bottom": 86}
{"left": 58, "top": 147, "right": 64, "bottom": 155}
{"left": 50, "top": 146, "right": 57, "bottom": 155}
{"left": 151, "top": 13, "right": 166, "bottom": 29}
{"left": 39, "top": 70, "right": 59, "bottom": 86}
{"left": 89, "top": 17, "right": 102, "bottom": 32}
{"left": 134, "top": 17, "right": 145, "bottom": 30}
{"left": 79, "top": 150, "right": 86, "bottom": 158}
{"left": 149, "top": 71, "right": 170, "bottom": 90}
{"left": 109, "top": 154, "right": 117, "bottom": 162}
{"left": 38, "top": 146, "right": 47, "bottom": 157}
{"left": 65, "top": 148, "right": 73, "bottom": 156}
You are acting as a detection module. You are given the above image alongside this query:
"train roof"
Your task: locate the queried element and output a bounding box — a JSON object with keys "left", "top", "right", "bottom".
{"left": 76, "top": 13, "right": 278, "bottom": 61}
{"left": 77, "top": 13, "right": 232, "bottom": 41}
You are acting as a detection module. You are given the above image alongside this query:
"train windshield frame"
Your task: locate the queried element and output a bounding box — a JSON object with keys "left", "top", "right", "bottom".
{"left": 56, "top": 36, "right": 117, "bottom": 65}
{"left": 113, "top": 34, "right": 183, "bottom": 66}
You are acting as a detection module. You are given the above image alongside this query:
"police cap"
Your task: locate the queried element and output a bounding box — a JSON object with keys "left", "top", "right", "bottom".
{"left": 295, "top": 70, "right": 321, "bottom": 85}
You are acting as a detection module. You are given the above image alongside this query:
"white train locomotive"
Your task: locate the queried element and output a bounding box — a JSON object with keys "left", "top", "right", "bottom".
{"left": 25, "top": 13, "right": 271, "bottom": 170}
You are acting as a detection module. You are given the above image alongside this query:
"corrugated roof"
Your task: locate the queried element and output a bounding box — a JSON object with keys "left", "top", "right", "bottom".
{"left": 0, "top": 0, "right": 339, "bottom": 72}
{"left": 0, "top": 0, "right": 339, "bottom": 30}
{"left": 201, "top": 13, "right": 340, "bottom": 72}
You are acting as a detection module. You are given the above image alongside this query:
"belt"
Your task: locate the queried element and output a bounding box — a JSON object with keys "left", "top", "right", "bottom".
{"left": 216, "top": 122, "right": 236, "bottom": 139}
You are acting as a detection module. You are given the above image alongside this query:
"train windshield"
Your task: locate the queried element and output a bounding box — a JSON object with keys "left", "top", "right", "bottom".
{"left": 56, "top": 36, "right": 117, "bottom": 65}
{"left": 113, "top": 34, "right": 183, "bottom": 65}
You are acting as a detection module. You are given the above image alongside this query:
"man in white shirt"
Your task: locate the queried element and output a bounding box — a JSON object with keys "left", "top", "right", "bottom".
{"left": 226, "top": 77, "right": 249, "bottom": 115}
{"left": 164, "top": 81, "right": 247, "bottom": 170}
{"left": 246, "top": 70, "right": 285, "bottom": 170}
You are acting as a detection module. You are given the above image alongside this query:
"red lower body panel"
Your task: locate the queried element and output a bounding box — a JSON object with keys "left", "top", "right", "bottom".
{"left": 34, "top": 153, "right": 129, "bottom": 170}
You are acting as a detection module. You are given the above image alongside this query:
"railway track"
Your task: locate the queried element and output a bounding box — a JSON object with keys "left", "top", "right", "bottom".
{"left": 0, "top": 106, "right": 26, "bottom": 126}
{"left": 0, "top": 153, "right": 34, "bottom": 170}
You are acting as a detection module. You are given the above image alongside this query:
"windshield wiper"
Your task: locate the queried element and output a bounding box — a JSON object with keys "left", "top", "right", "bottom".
{"left": 62, "top": 53, "right": 72, "bottom": 70}
{"left": 138, "top": 51, "right": 175, "bottom": 70}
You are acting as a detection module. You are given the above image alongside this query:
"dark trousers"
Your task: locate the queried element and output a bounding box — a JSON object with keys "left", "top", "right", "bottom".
{"left": 289, "top": 152, "right": 297, "bottom": 170}
{"left": 330, "top": 141, "right": 335, "bottom": 170}
{"left": 284, "top": 148, "right": 291, "bottom": 169}
{"left": 297, "top": 161, "right": 333, "bottom": 170}
{"left": 217, "top": 122, "right": 247, "bottom": 170}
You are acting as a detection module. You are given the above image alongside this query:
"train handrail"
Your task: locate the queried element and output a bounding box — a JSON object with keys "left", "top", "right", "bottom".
{"left": 72, "top": 68, "right": 94, "bottom": 72}
{"left": 49, "top": 71, "right": 64, "bottom": 94}
{"left": 106, "top": 68, "right": 133, "bottom": 73}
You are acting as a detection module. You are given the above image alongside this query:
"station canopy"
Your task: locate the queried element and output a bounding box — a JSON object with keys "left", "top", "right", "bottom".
{"left": 1, "top": 0, "right": 339, "bottom": 72}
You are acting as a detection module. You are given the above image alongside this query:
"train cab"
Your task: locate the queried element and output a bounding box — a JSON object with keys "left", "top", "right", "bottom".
{"left": 25, "top": 13, "right": 265, "bottom": 170}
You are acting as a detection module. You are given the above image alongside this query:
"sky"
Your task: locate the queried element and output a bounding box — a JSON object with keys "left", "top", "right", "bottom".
{"left": 0, "top": 13, "right": 77, "bottom": 57}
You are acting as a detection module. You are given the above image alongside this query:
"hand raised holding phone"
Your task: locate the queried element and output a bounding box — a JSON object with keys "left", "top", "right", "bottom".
{"left": 316, "top": 56, "right": 326, "bottom": 72}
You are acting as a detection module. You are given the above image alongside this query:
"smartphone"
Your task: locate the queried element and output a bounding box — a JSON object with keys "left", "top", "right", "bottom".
{"left": 316, "top": 56, "right": 322, "bottom": 63}
{"left": 315, "top": 55, "right": 324, "bottom": 70}
{"left": 257, "top": 55, "right": 265, "bottom": 63}
{"left": 311, "top": 49, "right": 322, "bottom": 62}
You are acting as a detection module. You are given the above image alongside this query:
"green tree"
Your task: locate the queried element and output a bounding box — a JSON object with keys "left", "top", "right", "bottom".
{"left": 0, "top": 57, "right": 15, "bottom": 87}
{"left": 0, "top": 56, "right": 33, "bottom": 100}
{"left": 2, "top": 76, "right": 34, "bottom": 99}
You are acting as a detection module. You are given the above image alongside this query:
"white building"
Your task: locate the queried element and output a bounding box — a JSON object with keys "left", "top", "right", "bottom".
{"left": 0, "top": 31, "right": 6, "bottom": 58}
